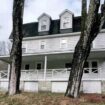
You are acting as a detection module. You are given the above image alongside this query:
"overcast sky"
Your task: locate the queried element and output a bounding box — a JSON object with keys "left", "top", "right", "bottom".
{"left": 0, "top": 0, "right": 104, "bottom": 41}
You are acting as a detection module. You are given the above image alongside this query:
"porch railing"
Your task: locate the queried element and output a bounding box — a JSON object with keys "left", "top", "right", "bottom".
{"left": 0, "top": 68, "right": 101, "bottom": 80}
{"left": 21, "top": 68, "right": 70, "bottom": 80}
{"left": 0, "top": 70, "right": 8, "bottom": 79}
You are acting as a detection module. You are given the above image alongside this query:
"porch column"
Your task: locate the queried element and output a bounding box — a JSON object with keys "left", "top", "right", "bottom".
{"left": 44, "top": 56, "right": 47, "bottom": 80}
{"left": 7, "top": 64, "right": 10, "bottom": 79}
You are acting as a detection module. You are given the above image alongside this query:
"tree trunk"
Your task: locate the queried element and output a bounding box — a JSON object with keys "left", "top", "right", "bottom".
{"left": 8, "top": 0, "right": 24, "bottom": 95}
{"left": 65, "top": 0, "right": 105, "bottom": 98}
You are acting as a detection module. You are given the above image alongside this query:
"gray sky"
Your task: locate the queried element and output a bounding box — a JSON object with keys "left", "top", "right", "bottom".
{"left": 0, "top": 0, "right": 82, "bottom": 41}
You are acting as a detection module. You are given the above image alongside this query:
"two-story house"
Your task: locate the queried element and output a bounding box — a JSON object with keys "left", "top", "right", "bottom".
{"left": 1, "top": 9, "right": 105, "bottom": 93}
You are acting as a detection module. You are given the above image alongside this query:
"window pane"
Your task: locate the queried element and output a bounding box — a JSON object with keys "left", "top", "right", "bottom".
{"left": 63, "top": 22, "right": 69, "bottom": 28}
{"left": 92, "top": 61, "right": 97, "bottom": 67}
{"left": 60, "top": 39, "right": 67, "bottom": 48}
{"left": 41, "top": 45, "right": 44, "bottom": 49}
{"left": 37, "top": 63, "right": 41, "bottom": 70}
{"left": 65, "top": 63, "right": 72, "bottom": 68}
{"left": 25, "top": 64, "right": 29, "bottom": 70}
{"left": 22, "top": 48, "right": 26, "bottom": 53}
{"left": 41, "top": 25, "right": 46, "bottom": 30}
{"left": 40, "top": 41, "right": 45, "bottom": 49}
{"left": 84, "top": 62, "right": 89, "bottom": 68}
{"left": 84, "top": 62, "right": 89, "bottom": 73}
{"left": 92, "top": 61, "right": 98, "bottom": 73}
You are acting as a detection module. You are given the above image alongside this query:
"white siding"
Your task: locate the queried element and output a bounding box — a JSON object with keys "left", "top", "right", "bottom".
{"left": 83, "top": 81, "right": 101, "bottom": 93}
{"left": 93, "top": 33, "right": 105, "bottom": 48}
{"left": 52, "top": 82, "right": 67, "bottom": 93}
{"left": 0, "top": 81, "right": 8, "bottom": 91}
{"left": 24, "top": 82, "right": 38, "bottom": 92}
{"left": 22, "top": 35, "right": 79, "bottom": 54}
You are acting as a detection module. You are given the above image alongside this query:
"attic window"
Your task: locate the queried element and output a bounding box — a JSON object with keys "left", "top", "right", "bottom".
{"left": 63, "top": 17, "right": 70, "bottom": 28}
{"left": 41, "top": 20, "right": 47, "bottom": 31}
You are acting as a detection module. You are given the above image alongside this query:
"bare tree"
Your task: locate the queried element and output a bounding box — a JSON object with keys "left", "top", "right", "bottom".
{"left": 65, "top": 0, "right": 105, "bottom": 98}
{"left": 8, "top": 0, "right": 24, "bottom": 95}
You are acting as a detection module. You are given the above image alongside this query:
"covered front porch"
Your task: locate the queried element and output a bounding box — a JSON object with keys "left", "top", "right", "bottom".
{"left": 0, "top": 51, "right": 105, "bottom": 93}
{"left": 0, "top": 50, "right": 104, "bottom": 81}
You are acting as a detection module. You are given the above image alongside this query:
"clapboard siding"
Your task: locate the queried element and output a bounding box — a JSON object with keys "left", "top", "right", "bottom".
{"left": 22, "top": 35, "right": 79, "bottom": 53}
{"left": 22, "top": 32, "right": 105, "bottom": 54}
{"left": 93, "top": 33, "right": 105, "bottom": 48}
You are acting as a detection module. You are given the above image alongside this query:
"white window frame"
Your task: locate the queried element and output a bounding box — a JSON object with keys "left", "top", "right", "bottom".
{"left": 63, "top": 17, "right": 70, "bottom": 29}
{"left": 41, "top": 20, "right": 47, "bottom": 31}
{"left": 60, "top": 39, "right": 67, "bottom": 49}
{"left": 84, "top": 60, "right": 98, "bottom": 74}
{"left": 22, "top": 43, "right": 27, "bottom": 53}
{"left": 40, "top": 41, "right": 46, "bottom": 50}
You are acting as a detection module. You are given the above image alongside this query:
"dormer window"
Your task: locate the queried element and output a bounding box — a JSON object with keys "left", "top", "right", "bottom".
{"left": 63, "top": 17, "right": 70, "bottom": 28}
{"left": 41, "top": 20, "right": 47, "bottom": 31}
{"left": 59, "top": 9, "right": 74, "bottom": 33}
{"left": 38, "top": 13, "right": 51, "bottom": 34}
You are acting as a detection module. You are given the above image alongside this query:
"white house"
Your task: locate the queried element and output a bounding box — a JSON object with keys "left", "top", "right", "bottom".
{"left": 1, "top": 9, "right": 105, "bottom": 93}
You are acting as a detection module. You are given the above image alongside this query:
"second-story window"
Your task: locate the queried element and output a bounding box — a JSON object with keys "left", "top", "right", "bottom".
{"left": 41, "top": 20, "right": 47, "bottom": 31}
{"left": 40, "top": 41, "right": 46, "bottom": 49}
{"left": 60, "top": 39, "right": 67, "bottom": 49}
{"left": 22, "top": 48, "right": 26, "bottom": 54}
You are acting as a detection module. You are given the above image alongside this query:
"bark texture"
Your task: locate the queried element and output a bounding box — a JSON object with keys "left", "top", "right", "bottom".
{"left": 8, "top": 0, "right": 24, "bottom": 95}
{"left": 65, "top": 0, "right": 105, "bottom": 98}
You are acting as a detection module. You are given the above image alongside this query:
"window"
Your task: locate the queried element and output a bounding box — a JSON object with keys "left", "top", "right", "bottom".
{"left": 63, "top": 17, "right": 70, "bottom": 28}
{"left": 41, "top": 20, "right": 47, "bottom": 31}
{"left": 65, "top": 63, "right": 72, "bottom": 68}
{"left": 84, "top": 61, "right": 98, "bottom": 74}
{"left": 40, "top": 41, "right": 45, "bottom": 49}
{"left": 84, "top": 62, "right": 89, "bottom": 73}
{"left": 41, "top": 25, "right": 46, "bottom": 30}
{"left": 65, "top": 63, "right": 72, "bottom": 71}
{"left": 22, "top": 48, "right": 26, "bottom": 54}
{"left": 60, "top": 39, "right": 67, "bottom": 48}
{"left": 25, "top": 64, "right": 30, "bottom": 70}
{"left": 36, "top": 63, "right": 42, "bottom": 70}
{"left": 92, "top": 61, "right": 98, "bottom": 73}
{"left": 63, "top": 22, "right": 69, "bottom": 28}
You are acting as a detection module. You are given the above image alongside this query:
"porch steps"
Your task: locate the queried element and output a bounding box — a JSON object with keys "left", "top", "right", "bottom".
{"left": 38, "top": 81, "right": 51, "bottom": 92}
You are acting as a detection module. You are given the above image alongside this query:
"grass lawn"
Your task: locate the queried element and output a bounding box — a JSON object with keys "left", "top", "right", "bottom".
{"left": 0, "top": 92, "right": 105, "bottom": 105}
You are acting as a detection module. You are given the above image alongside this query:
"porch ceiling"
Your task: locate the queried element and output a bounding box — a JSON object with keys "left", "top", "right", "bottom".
{"left": 22, "top": 50, "right": 105, "bottom": 62}
{"left": 0, "top": 49, "right": 105, "bottom": 63}
{"left": 22, "top": 53, "right": 73, "bottom": 62}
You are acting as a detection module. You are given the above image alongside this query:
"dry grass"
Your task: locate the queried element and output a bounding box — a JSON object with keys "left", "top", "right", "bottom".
{"left": 0, "top": 92, "right": 105, "bottom": 105}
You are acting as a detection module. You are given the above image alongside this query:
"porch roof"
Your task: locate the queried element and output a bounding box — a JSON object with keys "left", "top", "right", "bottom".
{"left": 1, "top": 48, "right": 105, "bottom": 63}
